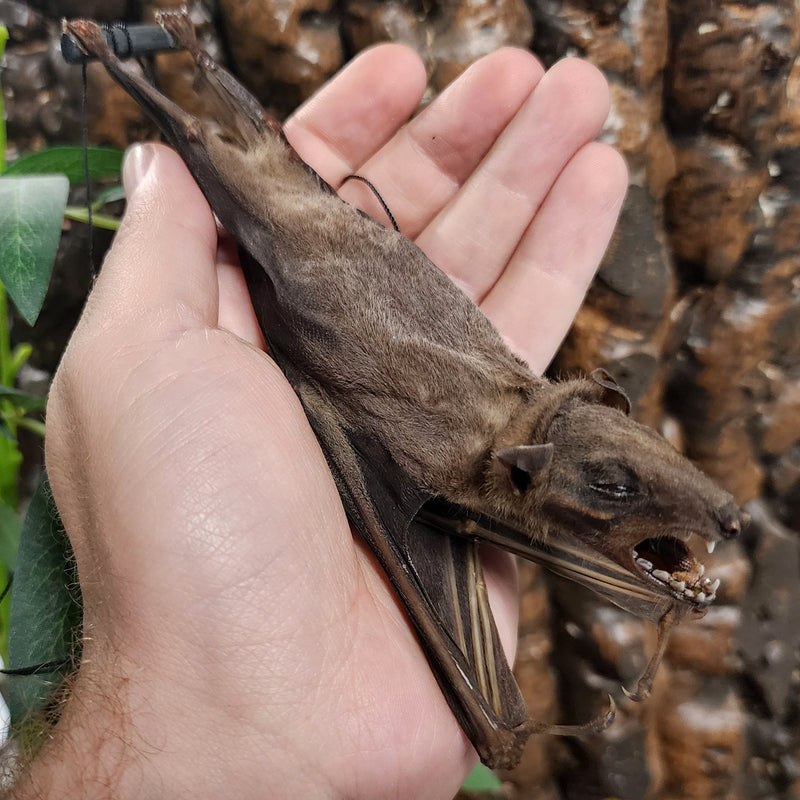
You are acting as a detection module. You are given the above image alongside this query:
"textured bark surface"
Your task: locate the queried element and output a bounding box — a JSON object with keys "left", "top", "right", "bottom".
{"left": 3, "top": 0, "right": 800, "bottom": 796}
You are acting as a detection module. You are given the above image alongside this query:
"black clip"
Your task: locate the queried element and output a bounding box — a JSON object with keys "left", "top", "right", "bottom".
{"left": 61, "top": 21, "right": 178, "bottom": 64}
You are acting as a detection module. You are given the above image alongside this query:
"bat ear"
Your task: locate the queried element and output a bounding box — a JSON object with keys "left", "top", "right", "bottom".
{"left": 496, "top": 443, "right": 554, "bottom": 492}
{"left": 591, "top": 368, "right": 631, "bottom": 415}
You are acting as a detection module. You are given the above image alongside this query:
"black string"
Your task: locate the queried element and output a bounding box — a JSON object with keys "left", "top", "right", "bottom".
{"left": 0, "top": 573, "right": 11, "bottom": 605}
{"left": 342, "top": 175, "right": 400, "bottom": 232}
{"left": 0, "top": 574, "right": 74, "bottom": 678}
{"left": 80, "top": 59, "right": 95, "bottom": 278}
{"left": 1, "top": 659, "right": 72, "bottom": 677}
{"left": 79, "top": 23, "right": 134, "bottom": 280}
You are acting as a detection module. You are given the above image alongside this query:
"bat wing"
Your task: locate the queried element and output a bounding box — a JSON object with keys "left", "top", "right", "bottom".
{"left": 275, "top": 353, "right": 531, "bottom": 769}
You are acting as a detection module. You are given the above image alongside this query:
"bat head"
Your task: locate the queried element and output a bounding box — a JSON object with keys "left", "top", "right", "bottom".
{"left": 491, "top": 370, "right": 747, "bottom": 616}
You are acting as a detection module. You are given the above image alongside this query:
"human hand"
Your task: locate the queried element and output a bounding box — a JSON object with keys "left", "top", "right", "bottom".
{"left": 33, "top": 45, "right": 626, "bottom": 800}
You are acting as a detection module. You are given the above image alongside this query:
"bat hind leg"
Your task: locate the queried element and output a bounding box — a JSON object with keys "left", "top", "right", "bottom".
{"left": 622, "top": 604, "right": 681, "bottom": 702}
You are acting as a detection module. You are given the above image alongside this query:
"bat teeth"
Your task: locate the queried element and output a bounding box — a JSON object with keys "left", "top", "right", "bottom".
{"left": 699, "top": 576, "right": 721, "bottom": 594}
{"left": 682, "top": 575, "right": 720, "bottom": 602}
{"left": 635, "top": 555, "right": 721, "bottom": 603}
{"left": 635, "top": 556, "right": 654, "bottom": 572}
{"left": 706, "top": 539, "right": 717, "bottom": 554}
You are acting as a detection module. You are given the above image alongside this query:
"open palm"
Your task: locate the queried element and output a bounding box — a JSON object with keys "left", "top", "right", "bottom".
{"left": 41, "top": 45, "right": 626, "bottom": 800}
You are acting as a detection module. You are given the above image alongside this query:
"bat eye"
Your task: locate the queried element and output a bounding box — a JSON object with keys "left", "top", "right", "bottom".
{"left": 590, "top": 482, "right": 637, "bottom": 500}
{"left": 585, "top": 461, "right": 640, "bottom": 501}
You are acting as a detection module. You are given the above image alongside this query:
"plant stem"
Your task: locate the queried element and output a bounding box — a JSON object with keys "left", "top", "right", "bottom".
{"left": 64, "top": 207, "right": 120, "bottom": 231}
{"left": 16, "top": 417, "right": 46, "bottom": 437}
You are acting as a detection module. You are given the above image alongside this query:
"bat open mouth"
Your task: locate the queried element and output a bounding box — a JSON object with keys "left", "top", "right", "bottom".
{"left": 633, "top": 534, "right": 720, "bottom": 607}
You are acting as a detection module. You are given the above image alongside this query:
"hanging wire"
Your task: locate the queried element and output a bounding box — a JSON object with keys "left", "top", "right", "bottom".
{"left": 78, "top": 24, "right": 135, "bottom": 279}
{"left": 342, "top": 174, "right": 400, "bottom": 232}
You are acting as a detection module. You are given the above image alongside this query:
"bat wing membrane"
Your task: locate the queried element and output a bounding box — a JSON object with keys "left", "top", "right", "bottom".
{"left": 289, "top": 372, "right": 530, "bottom": 768}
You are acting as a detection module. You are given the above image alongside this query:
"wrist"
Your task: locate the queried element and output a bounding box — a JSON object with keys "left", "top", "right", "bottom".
{"left": 4, "top": 654, "right": 333, "bottom": 800}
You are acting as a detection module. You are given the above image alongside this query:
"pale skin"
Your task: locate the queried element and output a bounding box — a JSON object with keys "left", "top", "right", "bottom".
{"left": 9, "top": 45, "right": 626, "bottom": 799}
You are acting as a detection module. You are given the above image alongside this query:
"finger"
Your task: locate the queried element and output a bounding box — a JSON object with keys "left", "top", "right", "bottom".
{"left": 284, "top": 43, "right": 427, "bottom": 184}
{"left": 416, "top": 58, "right": 612, "bottom": 301}
{"left": 480, "top": 141, "right": 628, "bottom": 373}
{"left": 83, "top": 143, "right": 220, "bottom": 333}
{"left": 338, "top": 47, "right": 544, "bottom": 236}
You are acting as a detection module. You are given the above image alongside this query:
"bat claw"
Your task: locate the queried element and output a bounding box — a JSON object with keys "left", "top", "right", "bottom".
{"left": 621, "top": 680, "right": 651, "bottom": 703}
{"left": 595, "top": 692, "right": 617, "bottom": 731}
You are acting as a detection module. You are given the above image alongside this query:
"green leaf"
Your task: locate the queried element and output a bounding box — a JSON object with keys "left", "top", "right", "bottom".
{"left": 461, "top": 763, "right": 503, "bottom": 792}
{"left": 9, "top": 342, "right": 33, "bottom": 378}
{"left": 0, "top": 175, "right": 69, "bottom": 325}
{"left": 0, "top": 433, "right": 22, "bottom": 508}
{"left": 0, "top": 498, "right": 21, "bottom": 572}
{"left": 3, "top": 147, "right": 123, "bottom": 184}
{"left": 0, "top": 386, "right": 47, "bottom": 413}
{"left": 6, "top": 475, "right": 81, "bottom": 726}
{"left": 91, "top": 183, "right": 126, "bottom": 209}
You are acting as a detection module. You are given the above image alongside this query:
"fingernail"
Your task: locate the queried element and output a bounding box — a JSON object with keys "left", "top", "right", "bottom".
{"left": 122, "top": 142, "right": 156, "bottom": 198}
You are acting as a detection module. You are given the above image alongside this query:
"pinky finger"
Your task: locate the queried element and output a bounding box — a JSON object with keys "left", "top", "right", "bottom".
{"left": 479, "top": 142, "right": 628, "bottom": 374}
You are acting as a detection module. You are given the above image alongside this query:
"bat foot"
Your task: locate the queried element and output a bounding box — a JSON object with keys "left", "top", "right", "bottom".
{"left": 523, "top": 693, "right": 616, "bottom": 738}
{"left": 63, "top": 19, "right": 105, "bottom": 57}
{"left": 155, "top": 9, "right": 198, "bottom": 53}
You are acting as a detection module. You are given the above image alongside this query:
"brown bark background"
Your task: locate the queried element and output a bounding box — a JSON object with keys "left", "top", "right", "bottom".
{"left": 3, "top": 1, "right": 800, "bottom": 797}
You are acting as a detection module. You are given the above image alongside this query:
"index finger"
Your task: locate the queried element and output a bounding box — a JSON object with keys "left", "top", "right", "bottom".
{"left": 284, "top": 44, "right": 427, "bottom": 182}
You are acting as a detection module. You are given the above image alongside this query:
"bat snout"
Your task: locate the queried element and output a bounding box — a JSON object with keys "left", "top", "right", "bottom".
{"left": 715, "top": 501, "right": 748, "bottom": 540}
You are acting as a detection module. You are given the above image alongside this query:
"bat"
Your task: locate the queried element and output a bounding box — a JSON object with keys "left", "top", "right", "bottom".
{"left": 62, "top": 12, "right": 747, "bottom": 769}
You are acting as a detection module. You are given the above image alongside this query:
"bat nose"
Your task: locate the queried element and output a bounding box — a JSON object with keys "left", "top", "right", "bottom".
{"left": 716, "top": 502, "right": 748, "bottom": 539}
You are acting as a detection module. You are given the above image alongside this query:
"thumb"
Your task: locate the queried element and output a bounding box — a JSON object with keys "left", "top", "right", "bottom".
{"left": 85, "top": 142, "right": 220, "bottom": 332}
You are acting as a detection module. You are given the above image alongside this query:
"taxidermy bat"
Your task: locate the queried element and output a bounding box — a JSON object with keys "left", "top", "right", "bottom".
{"left": 63, "top": 13, "right": 747, "bottom": 769}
